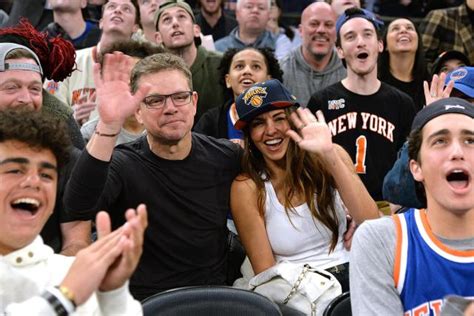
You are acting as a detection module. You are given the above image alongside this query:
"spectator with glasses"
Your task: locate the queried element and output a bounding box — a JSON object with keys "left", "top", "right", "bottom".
{"left": 64, "top": 52, "right": 242, "bottom": 301}
{"left": 143, "top": 91, "right": 194, "bottom": 108}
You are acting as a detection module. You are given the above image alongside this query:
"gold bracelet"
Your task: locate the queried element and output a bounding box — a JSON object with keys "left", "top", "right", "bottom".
{"left": 56, "top": 285, "right": 77, "bottom": 307}
{"left": 94, "top": 129, "right": 120, "bottom": 137}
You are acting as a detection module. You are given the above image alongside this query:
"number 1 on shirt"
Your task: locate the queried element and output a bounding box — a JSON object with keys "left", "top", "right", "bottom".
{"left": 355, "top": 135, "right": 367, "bottom": 174}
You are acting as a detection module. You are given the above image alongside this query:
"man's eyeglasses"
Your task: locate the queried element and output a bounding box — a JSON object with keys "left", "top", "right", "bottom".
{"left": 143, "top": 91, "right": 193, "bottom": 109}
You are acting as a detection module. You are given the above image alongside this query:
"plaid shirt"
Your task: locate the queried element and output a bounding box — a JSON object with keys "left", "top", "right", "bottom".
{"left": 420, "top": 3, "right": 474, "bottom": 71}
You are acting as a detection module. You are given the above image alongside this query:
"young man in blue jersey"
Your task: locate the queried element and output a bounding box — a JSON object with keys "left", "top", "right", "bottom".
{"left": 350, "top": 97, "right": 474, "bottom": 315}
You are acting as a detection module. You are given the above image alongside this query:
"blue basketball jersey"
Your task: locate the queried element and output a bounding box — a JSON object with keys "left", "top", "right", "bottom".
{"left": 393, "top": 209, "right": 474, "bottom": 316}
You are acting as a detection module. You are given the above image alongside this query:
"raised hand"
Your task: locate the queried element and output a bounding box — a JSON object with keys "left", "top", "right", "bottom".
{"left": 99, "top": 204, "right": 148, "bottom": 292}
{"left": 93, "top": 52, "right": 150, "bottom": 129}
{"left": 423, "top": 72, "right": 454, "bottom": 106}
{"left": 286, "top": 108, "right": 334, "bottom": 156}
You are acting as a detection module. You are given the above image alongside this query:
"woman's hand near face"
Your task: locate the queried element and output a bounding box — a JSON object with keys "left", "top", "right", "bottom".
{"left": 286, "top": 108, "right": 335, "bottom": 158}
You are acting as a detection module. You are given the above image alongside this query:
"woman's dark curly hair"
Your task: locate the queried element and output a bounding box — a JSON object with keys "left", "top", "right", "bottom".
{"left": 219, "top": 47, "right": 283, "bottom": 100}
{"left": 0, "top": 19, "right": 76, "bottom": 82}
{"left": 0, "top": 108, "right": 71, "bottom": 169}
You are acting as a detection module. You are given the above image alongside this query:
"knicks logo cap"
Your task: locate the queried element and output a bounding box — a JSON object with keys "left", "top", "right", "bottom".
{"left": 234, "top": 79, "right": 300, "bottom": 130}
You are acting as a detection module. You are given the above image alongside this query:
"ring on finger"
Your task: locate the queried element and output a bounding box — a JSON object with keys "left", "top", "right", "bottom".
{"left": 297, "top": 124, "right": 306, "bottom": 131}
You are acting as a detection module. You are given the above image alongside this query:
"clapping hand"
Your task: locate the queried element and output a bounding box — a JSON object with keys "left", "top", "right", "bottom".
{"left": 99, "top": 204, "right": 148, "bottom": 292}
{"left": 59, "top": 205, "right": 148, "bottom": 305}
{"left": 60, "top": 223, "right": 129, "bottom": 305}
{"left": 286, "top": 108, "right": 334, "bottom": 156}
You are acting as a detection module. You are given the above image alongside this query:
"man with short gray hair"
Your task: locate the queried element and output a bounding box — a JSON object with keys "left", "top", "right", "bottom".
{"left": 214, "top": 0, "right": 275, "bottom": 53}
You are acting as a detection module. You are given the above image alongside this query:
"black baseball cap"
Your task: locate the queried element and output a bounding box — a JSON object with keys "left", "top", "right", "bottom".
{"left": 431, "top": 50, "right": 470, "bottom": 76}
{"left": 336, "top": 7, "right": 384, "bottom": 38}
{"left": 411, "top": 97, "right": 474, "bottom": 131}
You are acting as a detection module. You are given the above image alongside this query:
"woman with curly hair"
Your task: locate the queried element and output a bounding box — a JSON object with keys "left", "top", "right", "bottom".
{"left": 194, "top": 47, "right": 283, "bottom": 146}
{"left": 378, "top": 18, "right": 429, "bottom": 112}
{"left": 231, "top": 80, "right": 379, "bottom": 293}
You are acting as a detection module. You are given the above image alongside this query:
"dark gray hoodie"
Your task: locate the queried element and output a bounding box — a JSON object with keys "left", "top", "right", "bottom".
{"left": 281, "top": 46, "right": 346, "bottom": 105}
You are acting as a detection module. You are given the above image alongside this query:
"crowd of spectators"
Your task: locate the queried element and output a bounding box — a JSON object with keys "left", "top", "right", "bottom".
{"left": 0, "top": 0, "right": 473, "bottom": 315}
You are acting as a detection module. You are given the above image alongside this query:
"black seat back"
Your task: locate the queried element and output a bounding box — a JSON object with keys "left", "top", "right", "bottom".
{"left": 142, "top": 286, "right": 283, "bottom": 316}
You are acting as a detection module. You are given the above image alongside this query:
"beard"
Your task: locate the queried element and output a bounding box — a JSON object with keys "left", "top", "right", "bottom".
{"left": 202, "top": 4, "right": 221, "bottom": 15}
{"left": 312, "top": 52, "right": 328, "bottom": 61}
{"left": 306, "top": 41, "right": 331, "bottom": 62}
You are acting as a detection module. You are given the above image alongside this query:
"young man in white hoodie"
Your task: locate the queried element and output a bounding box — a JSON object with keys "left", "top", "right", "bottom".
{"left": 0, "top": 108, "right": 147, "bottom": 315}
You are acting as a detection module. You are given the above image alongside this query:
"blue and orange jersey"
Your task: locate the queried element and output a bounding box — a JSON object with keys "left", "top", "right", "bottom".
{"left": 392, "top": 208, "right": 474, "bottom": 316}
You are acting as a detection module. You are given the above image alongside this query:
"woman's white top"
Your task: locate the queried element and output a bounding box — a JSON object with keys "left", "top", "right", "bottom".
{"left": 264, "top": 181, "right": 349, "bottom": 269}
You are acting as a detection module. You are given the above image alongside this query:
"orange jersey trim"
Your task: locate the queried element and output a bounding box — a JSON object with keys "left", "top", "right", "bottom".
{"left": 420, "top": 210, "right": 474, "bottom": 258}
{"left": 393, "top": 214, "right": 403, "bottom": 287}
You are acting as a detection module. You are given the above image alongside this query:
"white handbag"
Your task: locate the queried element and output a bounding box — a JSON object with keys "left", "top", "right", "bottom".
{"left": 249, "top": 261, "right": 342, "bottom": 316}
